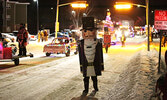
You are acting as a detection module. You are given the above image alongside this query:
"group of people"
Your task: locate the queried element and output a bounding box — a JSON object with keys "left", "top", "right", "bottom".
{"left": 37, "top": 30, "right": 48, "bottom": 42}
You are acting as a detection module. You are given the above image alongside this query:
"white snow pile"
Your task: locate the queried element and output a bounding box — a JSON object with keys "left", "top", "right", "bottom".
{"left": 105, "top": 49, "right": 165, "bottom": 100}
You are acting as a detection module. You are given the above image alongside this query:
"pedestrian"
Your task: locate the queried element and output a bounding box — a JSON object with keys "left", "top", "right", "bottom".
{"left": 78, "top": 17, "right": 104, "bottom": 96}
{"left": 17, "top": 23, "right": 28, "bottom": 56}
{"left": 41, "top": 30, "right": 44, "bottom": 42}
{"left": 121, "top": 34, "right": 126, "bottom": 47}
{"left": 161, "top": 35, "right": 165, "bottom": 47}
{"left": 44, "top": 30, "right": 48, "bottom": 41}
{"left": 161, "top": 35, "right": 166, "bottom": 47}
{"left": 104, "top": 43, "right": 110, "bottom": 53}
{"left": 38, "top": 30, "right": 41, "bottom": 42}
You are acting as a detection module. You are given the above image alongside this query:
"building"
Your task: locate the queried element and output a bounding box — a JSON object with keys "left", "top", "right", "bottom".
{"left": 1, "top": 0, "right": 29, "bottom": 33}
{"left": 0, "top": 1, "right": 3, "bottom": 32}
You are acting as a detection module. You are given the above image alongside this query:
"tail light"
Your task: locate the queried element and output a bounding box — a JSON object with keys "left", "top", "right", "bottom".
{"left": 31, "top": 35, "right": 35, "bottom": 38}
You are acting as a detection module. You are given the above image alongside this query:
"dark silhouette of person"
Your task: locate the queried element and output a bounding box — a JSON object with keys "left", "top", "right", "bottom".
{"left": 17, "top": 23, "right": 28, "bottom": 56}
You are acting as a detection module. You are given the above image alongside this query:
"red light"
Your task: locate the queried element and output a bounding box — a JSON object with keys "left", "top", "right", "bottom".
{"left": 31, "top": 35, "right": 35, "bottom": 38}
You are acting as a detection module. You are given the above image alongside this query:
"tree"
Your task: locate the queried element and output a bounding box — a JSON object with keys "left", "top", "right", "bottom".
{"left": 69, "top": 0, "right": 94, "bottom": 29}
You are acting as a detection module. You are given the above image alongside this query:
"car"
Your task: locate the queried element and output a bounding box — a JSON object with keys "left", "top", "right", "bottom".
{"left": 29, "top": 34, "right": 37, "bottom": 41}
{"left": 1, "top": 33, "right": 17, "bottom": 42}
{"left": 49, "top": 32, "right": 68, "bottom": 38}
{"left": 12, "top": 31, "right": 18, "bottom": 36}
{"left": 62, "top": 32, "right": 70, "bottom": 37}
{"left": 43, "top": 37, "right": 76, "bottom": 57}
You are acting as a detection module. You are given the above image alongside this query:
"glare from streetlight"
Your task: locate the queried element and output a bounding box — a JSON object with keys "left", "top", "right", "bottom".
{"left": 33, "top": 0, "right": 37, "bottom": 2}
{"left": 72, "top": 10, "right": 75, "bottom": 14}
{"left": 71, "top": 3, "right": 88, "bottom": 8}
{"left": 83, "top": 13, "right": 87, "bottom": 17}
{"left": 114, "top": 4, "right": 132, "bottom": 9}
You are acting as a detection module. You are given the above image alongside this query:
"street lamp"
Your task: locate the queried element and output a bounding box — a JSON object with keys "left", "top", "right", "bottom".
{"left": 114, "top": 2, "right": 132, "bottom": 9}
{"left": 55, "top": 1, "right": 88, "bottom": 38}
{"left": 33, "top": 0, "right": 39, "bottom": 34}
{"left": 114, "top": 1, "right": 150, "bottom": 51}
{"left": 83, "top": 13, "right": 87, "bottom": 17}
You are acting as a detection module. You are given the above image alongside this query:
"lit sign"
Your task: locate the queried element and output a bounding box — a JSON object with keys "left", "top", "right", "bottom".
{"left": 154, "top": 10, "right": 167, "bottom": 30}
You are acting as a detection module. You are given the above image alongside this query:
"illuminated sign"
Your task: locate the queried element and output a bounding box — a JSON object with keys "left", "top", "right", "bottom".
{"left": 154, "top": 10, "right": 167, "bottom": 30}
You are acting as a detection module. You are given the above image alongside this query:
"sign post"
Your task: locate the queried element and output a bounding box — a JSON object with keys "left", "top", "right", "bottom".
{"left": 154, "top": 10, "right": 167, "bottom": 73}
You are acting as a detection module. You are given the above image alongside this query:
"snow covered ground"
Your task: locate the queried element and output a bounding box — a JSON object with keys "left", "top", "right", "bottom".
{"left": 104, "top": 49, "right": 165, "bottom": 100}
{"left": 0, "top": 36, "right": 166, "bottom": 100}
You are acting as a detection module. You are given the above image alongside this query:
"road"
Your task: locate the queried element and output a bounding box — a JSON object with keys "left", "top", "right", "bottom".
{"left": 0, "top": 36, "right": 165, "bottom": 100}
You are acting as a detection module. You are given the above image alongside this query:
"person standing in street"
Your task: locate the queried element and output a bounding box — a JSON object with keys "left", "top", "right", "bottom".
{"left": 121, "top": 34, "right": 126, "bottom": 47}
{"left": 41, "top": 30, "right": 44, "bottom": 42}
{"left": 78, "top": 17, "right": 104, "bottom": 96}
{"left": 38, "top": 30, "right": 41, "bottom": 42}
{"left": 17, "top": 23, "right": 28, "bottom": 56}
{"left": 44, "top": 30, "right": 48, "bottom": 41}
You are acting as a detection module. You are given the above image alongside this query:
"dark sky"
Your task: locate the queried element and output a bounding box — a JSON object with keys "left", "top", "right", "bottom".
{"left": 13, "top": 0, "right": 167, "bottom": 33}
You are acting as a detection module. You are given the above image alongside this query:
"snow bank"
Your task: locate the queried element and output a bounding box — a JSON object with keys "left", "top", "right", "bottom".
{"left": 105, "top": 49, "right": 164, "bottom": 100}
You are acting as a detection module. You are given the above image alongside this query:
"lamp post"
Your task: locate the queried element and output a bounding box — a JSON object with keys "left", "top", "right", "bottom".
{"left": 55, "top": 0, "right": 88, "bottom": 38}
{"left": 114, "top": 1, "right": 150, "bottom": 51}
{"left": 146, "top": 0, "right": 150, "bottom": 51}
{"left": 34, "top": 0, "right": 39, "bottom": 34}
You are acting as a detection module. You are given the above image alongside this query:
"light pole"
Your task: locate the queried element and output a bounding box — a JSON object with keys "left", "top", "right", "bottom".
{"left": 114, "top": 1, "right": 150, "bottom": 51}
{"left": 34, "top": 0, "right": 39, "bottom": 34}
{"left": 55, "top": 1, "right": 88, "bottom": 38}
{"left": 146, "top": 0, "right": 150, "bottom": 51}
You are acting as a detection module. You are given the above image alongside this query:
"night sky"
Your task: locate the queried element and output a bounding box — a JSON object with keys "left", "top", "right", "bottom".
{"left": 11, "top": 0, "right": 167, "bottom": 34}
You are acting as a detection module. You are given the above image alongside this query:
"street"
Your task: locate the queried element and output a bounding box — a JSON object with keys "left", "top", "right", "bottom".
{"left": 0, "top": 36, "right": 166, "bottom": 100}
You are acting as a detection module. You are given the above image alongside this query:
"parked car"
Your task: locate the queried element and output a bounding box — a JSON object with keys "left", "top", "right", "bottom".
{"left": 12, "top": 31, "right": 18, "bottom": 36}
{"left": 49, "top": 32, "right": 68, "bottom": 38}
{"left": 43, "top": 37, "right": 76, "bottom": 57}
{"left": 29, "top": 34, "right": 37, "bottom": 41}
{"left": 1, "top": 33, "right": 17, "bottom": 42}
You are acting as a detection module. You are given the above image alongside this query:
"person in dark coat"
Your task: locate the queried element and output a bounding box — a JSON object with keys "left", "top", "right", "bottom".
{"left": 17, "top": 23, "right": 28, "bottom": 56}
{"left": 78, "top": 17, "right": 104, "bottom": 96}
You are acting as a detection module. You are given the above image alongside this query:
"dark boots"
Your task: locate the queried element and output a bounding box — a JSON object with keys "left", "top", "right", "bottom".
{"left": 82, "top": 76, "right": 98, "bottom": 96}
